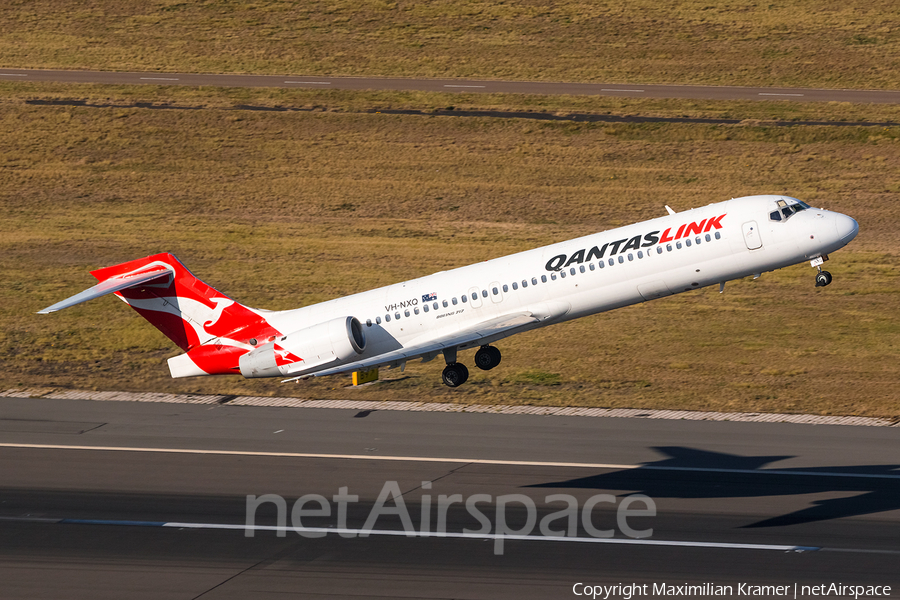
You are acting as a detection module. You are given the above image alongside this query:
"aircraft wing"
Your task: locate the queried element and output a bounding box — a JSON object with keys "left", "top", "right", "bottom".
{"left": 285, "top": 311, "right": 542, "bottom": 382}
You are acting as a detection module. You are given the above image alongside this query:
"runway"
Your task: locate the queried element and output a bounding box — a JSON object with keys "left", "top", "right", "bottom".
{"left": 4, "top": 68, "right": 900, "bottom": 104}
{"left": 1, "top": 395, "right": 898, "bottom": 599}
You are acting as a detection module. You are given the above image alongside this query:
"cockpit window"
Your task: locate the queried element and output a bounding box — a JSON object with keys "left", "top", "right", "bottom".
{"left": 770, "top": 200, "right": 809, "bottom": 222}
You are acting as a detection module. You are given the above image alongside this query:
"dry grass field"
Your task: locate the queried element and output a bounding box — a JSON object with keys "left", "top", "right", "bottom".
{"left": 2, "top": 83, "right": 898, "bottom": 417}
{"left": 2, "top": 0, "right": 898, "bottom": 416}
{"left": 2, "top": 0, "right": 899, "bottom": 89}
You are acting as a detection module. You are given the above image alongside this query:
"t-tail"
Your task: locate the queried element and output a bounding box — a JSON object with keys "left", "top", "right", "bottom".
{"left": 38, "top": 253, "right": 282, "bottom": 377}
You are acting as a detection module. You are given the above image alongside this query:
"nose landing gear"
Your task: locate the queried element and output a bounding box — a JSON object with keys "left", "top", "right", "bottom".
{"left": 811, "top": 255, "right": 832, "bottom": 287}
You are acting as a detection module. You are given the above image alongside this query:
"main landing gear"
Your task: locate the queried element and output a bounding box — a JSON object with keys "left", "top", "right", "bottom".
{"left": 474, "top": 345, "right": 502, "bottom": 371}
{"left": 811, "top": 255, "right": 833, "bottom": 288}
{"left": 442, "top": 363, "right": 469, "bottom": 387}
{"left": 441, "top": 345, "right": 502, "bottom": 387}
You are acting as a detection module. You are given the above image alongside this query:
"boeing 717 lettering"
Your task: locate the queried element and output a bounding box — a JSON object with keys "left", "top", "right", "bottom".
{"left": 40, "top": 195, "right": 859, "bottom": 387}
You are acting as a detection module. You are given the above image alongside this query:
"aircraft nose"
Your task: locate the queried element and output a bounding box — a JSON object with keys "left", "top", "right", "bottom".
{"left": 835, "top": 213, "right": 859, "bottom": 243}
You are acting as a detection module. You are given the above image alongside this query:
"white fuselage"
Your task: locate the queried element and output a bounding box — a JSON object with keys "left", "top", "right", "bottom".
{"left": 250, "top": 194, "right": 858, "bottom": 376}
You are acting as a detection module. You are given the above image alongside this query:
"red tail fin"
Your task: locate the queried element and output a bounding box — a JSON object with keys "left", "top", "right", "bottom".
{"left": 90, "top": 253, "right": 282, "bottom": 375}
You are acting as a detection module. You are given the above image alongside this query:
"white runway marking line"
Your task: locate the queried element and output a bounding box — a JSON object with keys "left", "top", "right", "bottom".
{"left": 759, "top": 93, "right": 804, "bottom": 97}
{"left": 1, "top": 516, "right": 816, "bottom": 552}
{"left": 167, "top": 522, "right": 818, "bottom": 552}
{"left": 2, "top": 443, "right": 898, "bottom": 480}
{"left": 0, "top": 73, "right": 27, "bottom": 76}
{"left": 139, "top": 77, "right": 180, "bottom": 81}
{"left": 284, "top": 81, "right": 331, "bottom": 84}
{"left": 443, "top": 85, "right": 486, "bottom": 88}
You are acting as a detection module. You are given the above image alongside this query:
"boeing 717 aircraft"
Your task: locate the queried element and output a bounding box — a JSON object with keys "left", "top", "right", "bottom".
{"left": 40, "top": 195, "right": 858, "bottom": 387}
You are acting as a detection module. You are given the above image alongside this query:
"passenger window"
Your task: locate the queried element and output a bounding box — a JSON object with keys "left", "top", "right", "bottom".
{"left": 452, "top": 297, "right": 457, "bottom": 305}
{"left": 396, "top": 312, "right": 401, "bottom": 319}
{"left": 618, "top": 256, "right": 624, "bottom": 264}
{"left": 589, "top": 263, "right": 595, "bottom": 271}
{"left": 461, "top": 295, "right": 467, "bottom": 303}
{"left": 608, "top": 258, "right": 614, "bottom": 266}
{"left": 715, "top": 232, "right": 721, "bottom": 240}
{"left": 433, "top": 302, "right": 439, "bottom": 310}
{"left": 512, "top": 282, "right": 518, "bottom": 290}
{"left": 541, "top": 275, "right": 547, "bottom": 283}
{"left": 637, "top": 251, "right": 643, "bottom": 259}
{"left": 414, "top": 307, "right": 420, "bottom": 315}
{"left": 570, "top": 267, "right": 576, "bottom": 275}
{"left": 442, "top": 300, "right": 448, "bottom": 307}
{"left": 560, "top": 271, "right": 566, "bottom": 278}
{"left": 423, "top": 304, "right": 429, "bottom": 313}
{"left": 503, "top": 284, "right": 508, "bottom": 292}
{"left": 705, "top": 234, "right": 711, "bottom": 242}
{"left": 482, "top": 290, "right": 488, "bottom": 298}
{"left": 657, "top": 247, "right": 662, "bottom": 254}
{"left": 627, "top": 254, "right": 633, "bottom": 261}
{"left": 551, "top": 273, "right": 557, "bottom": 280}
{"left": 696, "top": 236, "right": 701, "bottom": 244}
{"left": 385, "top": 314, "right": 391, "bottom": 322}
{"left": 534, "top": 277, "right": 540, "bottom": 285}
{"left": 667, "top": 244, "right": 673, "bottom": 252}
{"left": 770, "top": 211, "right": 782, "bottom": 222}
{"left": 404, "top": 310, "right": 410, "bottom": 317}
{"left": 471, "top": 293, "right": 477, "bottom": 301}
{"left": 685, "top": 239, "right": 691, "bottom": 247}
{"left": 376, "top": 316, "right": 382, "bottom": 324}
{"left": 599, "top": 261, "right": 605, "bottom": 269}
{"left": 676, "top": 242, "right": 683, "bottom": 249}
{"left": 366, "top": 319, "right": 372, "bottom": 327}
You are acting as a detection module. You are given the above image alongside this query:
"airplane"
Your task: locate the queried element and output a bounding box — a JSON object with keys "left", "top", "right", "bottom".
{"left": 39, "top": 194, "right": 859, "bottom": 387}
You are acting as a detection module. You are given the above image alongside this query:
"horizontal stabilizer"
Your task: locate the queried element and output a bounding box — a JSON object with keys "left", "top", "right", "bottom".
{"left": 37, "top": 265, "right": 173, "bottom": 314}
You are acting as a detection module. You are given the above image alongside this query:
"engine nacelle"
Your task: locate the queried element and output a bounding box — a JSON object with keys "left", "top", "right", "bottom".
{"left": 239, "top": 316, "right": 366, "bottom": 378}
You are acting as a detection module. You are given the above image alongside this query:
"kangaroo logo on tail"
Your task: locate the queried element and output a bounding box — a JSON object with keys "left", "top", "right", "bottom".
{"left": 41, "top": 253, "right": 283, "bottom": 377}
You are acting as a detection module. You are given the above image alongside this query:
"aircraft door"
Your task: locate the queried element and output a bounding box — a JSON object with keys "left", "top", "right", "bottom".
{"left": 489, "top": 281, "right": 504, "bottom": 304}
{"left": 468, "top": 287, "right": 483, "bottom": 308}
{"left": 742, "top": 221, "right": 763, "bottom": 250}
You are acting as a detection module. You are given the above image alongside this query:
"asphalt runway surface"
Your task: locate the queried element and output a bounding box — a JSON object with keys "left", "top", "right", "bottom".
{"left": 1, "top": 396, "right": 898, "bottom": 599}
{"left": 4, "top": 68, "right": 900, "bottom": 104}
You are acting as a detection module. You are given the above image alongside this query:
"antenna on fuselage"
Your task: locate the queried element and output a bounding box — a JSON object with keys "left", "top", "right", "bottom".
{"left": 665, "top": 205, "right": 676, "bottom": 215}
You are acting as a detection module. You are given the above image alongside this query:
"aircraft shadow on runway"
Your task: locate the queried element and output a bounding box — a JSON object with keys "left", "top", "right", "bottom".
{"left": 528, "top": 447, "right": 900, "bottom": 528}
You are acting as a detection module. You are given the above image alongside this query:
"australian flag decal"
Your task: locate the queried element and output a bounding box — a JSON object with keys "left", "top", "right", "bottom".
{"left": 422, "top": 292, "right": 437, "bottom": 302}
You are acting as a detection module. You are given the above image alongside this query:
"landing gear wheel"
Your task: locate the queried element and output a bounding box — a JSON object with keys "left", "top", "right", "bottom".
{"left": 474, "top": 345, "right": 502, "bottom": 371}
{"left": 442, "top": 363, "right": 469, "bottom": 387}
{"left": 815, "top": 270, "right": 832, "bottom": 287}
